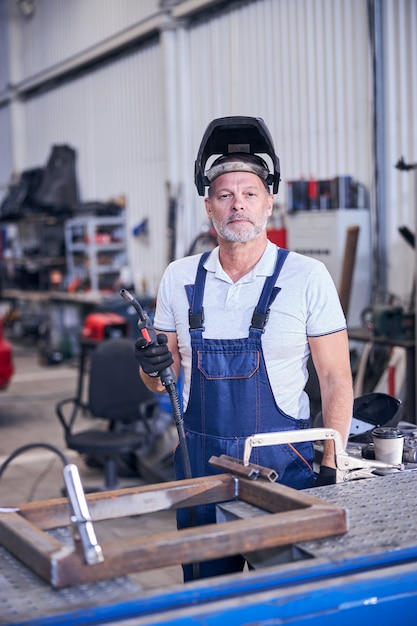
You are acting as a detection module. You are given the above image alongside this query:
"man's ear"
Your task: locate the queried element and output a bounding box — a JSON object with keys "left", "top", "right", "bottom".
{"left": 205, "top": 197, "right": 212, "bottom": 217}
{"left": 267, "top": 194, "right": 274, "bottom": 215}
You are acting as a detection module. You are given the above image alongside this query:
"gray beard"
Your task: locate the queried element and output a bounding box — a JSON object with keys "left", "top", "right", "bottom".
{"left": 212, "top": 215, "right": 268, "bottom": 243}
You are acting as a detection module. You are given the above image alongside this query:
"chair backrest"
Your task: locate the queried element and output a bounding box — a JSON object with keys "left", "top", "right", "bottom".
{"left": 88, "top": 337, "right": 155, "bottom": 423}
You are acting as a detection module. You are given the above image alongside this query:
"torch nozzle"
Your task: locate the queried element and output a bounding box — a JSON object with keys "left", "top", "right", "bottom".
{"left": 119, "top": 289, "right": 145, "bottom": 320}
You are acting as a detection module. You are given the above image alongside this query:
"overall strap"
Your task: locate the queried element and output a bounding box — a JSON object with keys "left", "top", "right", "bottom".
{"left": 250, "top": 247, "right": 290, "bottom": 333}
{"left": 185, "top": 247, "right": 290, "bottom": 334}
{"left": 185, "top": 251, "right": 211, "bottom": 331}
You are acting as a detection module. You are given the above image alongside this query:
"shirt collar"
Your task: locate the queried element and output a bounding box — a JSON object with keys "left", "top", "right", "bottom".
{"left": 203, "top": 240, "right": 279, "bottom": 282}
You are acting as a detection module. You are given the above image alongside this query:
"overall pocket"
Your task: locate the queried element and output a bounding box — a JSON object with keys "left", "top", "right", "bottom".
{"left": 197, "top": 349, "right": 260, "bottom": 380}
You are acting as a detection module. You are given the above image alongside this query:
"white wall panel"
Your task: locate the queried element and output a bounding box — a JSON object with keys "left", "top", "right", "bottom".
{"left": 23, "top": 40, "right": 167, "bottom": 295}
{"left": 184, "top": 0, "right": 373, "bottom": 241}
{"left": 11, "top": 0, "right": 160, "bottom": 81}
{"left": 384, "top": 0, "right": 417, "bottom": 302}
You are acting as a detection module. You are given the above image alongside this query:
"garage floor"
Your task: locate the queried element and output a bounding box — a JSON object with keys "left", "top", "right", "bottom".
{"left": 0, "top": 339, "right": 183, "bottom": 591}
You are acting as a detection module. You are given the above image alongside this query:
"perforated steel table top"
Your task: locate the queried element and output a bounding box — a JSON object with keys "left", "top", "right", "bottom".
{"left": 302, "top": 470, "right": 417, "bottom": 556}
{"left": 0, "top": 530, "right": 142, "bottom": 625}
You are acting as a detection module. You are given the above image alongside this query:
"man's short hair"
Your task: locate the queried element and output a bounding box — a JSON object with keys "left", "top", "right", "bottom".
{"left": 206, "top": 153, "right": 271, "bottom": 195}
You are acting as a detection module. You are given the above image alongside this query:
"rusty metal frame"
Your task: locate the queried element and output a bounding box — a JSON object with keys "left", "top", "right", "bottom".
{"left": 0, "top": 473, "right": 347, "bottom": 588}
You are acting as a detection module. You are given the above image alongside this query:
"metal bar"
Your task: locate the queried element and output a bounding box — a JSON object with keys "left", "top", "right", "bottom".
{"left": 49, "top": 503, "right": 346, "bottom": 588}
{"left": 0, "top": 512, "right": 61, "bottom": 582}
{"left": 0, "top": 475, "right": 346, "bottom": 588}
{"left": 17, "top": 474, "right": 237, "bottom": 529}
{"left": 209, "top": 454, "right": 278, "bottom": 482}
{"left": 237, "top": 478, "right": 330, "bottom": 514}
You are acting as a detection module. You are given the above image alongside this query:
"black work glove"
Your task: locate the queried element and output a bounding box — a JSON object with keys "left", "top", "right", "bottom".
{"left": 314, "top": 465, "right": 337, "bottom": 487}
{"left": 134, "top": 332, "right": 174, "bottom": 377}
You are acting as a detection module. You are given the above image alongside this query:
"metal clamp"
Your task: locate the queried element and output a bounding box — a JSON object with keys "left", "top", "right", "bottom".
{"left": 243, "top": 428, "right": 404, "bottom": 483}
{"left": 63, "top": 464, "right": 104, "bottom": 565}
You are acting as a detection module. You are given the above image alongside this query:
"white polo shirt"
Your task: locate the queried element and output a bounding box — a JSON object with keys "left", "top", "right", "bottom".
{"left": 154, "top": 241, "right": 346, "bottom": 419}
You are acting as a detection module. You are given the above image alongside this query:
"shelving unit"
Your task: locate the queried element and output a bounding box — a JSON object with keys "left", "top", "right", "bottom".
{"left": 65, "top": 214, "right": 126, "bottom": 292}
{"left": 1, "top": 215, "right": 68, "bottom": 290}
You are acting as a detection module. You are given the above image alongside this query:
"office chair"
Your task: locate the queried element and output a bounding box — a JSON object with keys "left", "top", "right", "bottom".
{"left": 56, "top": 337, "right": 159, "bottom": 490}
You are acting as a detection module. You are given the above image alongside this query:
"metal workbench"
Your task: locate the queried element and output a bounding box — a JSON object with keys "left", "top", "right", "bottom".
{"left": 2, "top": 471, "right": 417, "bottom": 625}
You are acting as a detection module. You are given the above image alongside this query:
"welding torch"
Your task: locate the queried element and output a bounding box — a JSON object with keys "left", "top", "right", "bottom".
{"left": 120, "top": 289, "right": 192, "bottom": 480}
{"left": 120, "top": 288, "right": 199, "bottom": 578}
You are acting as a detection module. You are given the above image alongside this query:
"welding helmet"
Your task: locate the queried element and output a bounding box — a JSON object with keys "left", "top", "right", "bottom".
{"left": 194, "top": 116, "right": 281, "bottom": 196}
{"left": 349, "top": 392, "right": 403, "bottom": 443}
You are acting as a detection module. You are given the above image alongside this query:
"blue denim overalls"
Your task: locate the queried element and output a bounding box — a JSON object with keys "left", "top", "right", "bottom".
{"left": 174, "top": 247, "right": 314, "bottom": 580}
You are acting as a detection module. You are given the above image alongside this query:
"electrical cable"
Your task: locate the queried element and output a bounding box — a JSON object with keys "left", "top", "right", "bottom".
{"left": 26, "top": 455, "right": 59, "bottom": 502}
{"left": 0, "top": 442, "right": 70, "bottom": 482}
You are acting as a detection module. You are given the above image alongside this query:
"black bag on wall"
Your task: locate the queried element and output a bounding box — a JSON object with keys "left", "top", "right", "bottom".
{"left": 34, "top": 145, "right": 79, "bottom": 213}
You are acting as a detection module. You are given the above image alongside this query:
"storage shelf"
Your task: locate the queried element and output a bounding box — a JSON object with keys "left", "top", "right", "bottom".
{"left": 65, "top": 213, "right": 127, "bottom": 292}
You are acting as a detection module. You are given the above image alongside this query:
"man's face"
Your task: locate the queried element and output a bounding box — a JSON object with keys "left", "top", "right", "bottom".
{"left": 205, "top": 171, "right": 273, "bottom": 243}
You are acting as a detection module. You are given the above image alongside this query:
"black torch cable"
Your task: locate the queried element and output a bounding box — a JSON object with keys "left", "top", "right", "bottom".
{"left": 164, "top": 382, "right": 192, "bottom": 480}
{"left": 165, "top": 384, "right": 199, "bottom": 580}
{"left": 0, "top": 443, "right": 70, "bottom": 481}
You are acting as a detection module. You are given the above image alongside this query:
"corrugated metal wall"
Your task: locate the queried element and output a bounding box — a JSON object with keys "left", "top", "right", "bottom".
{"left": 11, "top": 0, "right": 160, "bottom": 81}
{"left": 188, "top": 0, "right": 372, "bottom": 181}
{"left": 184, "top": 0, "right": 373, "bottom": 209}
{"left": 0, "top": 0, "right": 416, "bottom": 301}
{"left": 22, "top": 39, "right": 167, "bottom": 293}
{"left": 384, "top": 0, "right": 417, "bottom": 302}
